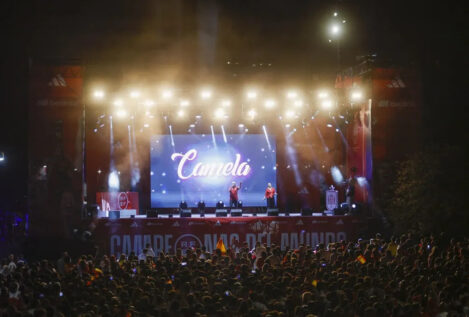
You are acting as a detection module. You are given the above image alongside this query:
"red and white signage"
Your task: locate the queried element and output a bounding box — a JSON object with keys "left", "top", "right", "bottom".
{"left": 96, "top": 192, "right": 139, "bottom": 212}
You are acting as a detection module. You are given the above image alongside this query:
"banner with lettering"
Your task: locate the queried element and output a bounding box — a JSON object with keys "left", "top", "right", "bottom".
{"left": 93, "top": 216, "right": 367, "bottom": 255}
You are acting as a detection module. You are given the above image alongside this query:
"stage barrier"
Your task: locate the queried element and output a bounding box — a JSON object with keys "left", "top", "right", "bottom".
{"left": 94, "top": 216, "right": 368, "bottom": 255}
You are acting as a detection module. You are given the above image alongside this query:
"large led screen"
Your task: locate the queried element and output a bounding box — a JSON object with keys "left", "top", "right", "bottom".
{"left": 150, "top": 134, "right": 276, "bottom": 207}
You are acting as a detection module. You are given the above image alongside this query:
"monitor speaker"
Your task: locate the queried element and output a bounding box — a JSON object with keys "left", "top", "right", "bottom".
{"left": 301, "top": 208, "right": 313, "bottom": 216}
{"left": 180, "top": 209, "right": 192, "bottom": 218}
{"left": 215, "top": 209, "right": 228, "bottom": 217}
{"left": 267, "top": 208, "right": 279, "bottom": 216}
{"left": 230, "top": 209, "right": 242, "bottom": 217}
{"left": 147, "top": 209, "right": 158, "bottom": 218}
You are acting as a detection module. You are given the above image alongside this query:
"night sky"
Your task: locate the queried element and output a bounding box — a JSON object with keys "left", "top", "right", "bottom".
{"left": 0, "top": 0, "right": 466, "bottom": 210}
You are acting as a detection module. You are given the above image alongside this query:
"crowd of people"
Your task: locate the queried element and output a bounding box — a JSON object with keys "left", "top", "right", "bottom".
{"left": 0, "top": 233, "right": 468, "bottom": 316}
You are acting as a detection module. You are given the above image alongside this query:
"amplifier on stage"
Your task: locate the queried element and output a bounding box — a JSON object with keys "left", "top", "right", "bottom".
{"left": 215, "top": 209, "right": 228, "bottom": 217}
{"left": 230, "top": 209, "right": 242, "bottom": 217}
{"left": 267, "top": 208, "right": 279, "bottom": 216}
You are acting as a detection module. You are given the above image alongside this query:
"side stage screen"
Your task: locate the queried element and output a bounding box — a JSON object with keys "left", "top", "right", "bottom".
{"left": 151, "top": 134, "right": 276, "bottom": 208}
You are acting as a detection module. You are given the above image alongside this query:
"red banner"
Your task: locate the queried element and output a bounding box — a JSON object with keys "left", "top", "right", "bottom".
{"left": 96, "top": 192, "right": 139, "bottom": 211}
{"left": 93, "top": 216, "right": 367, "bottom": 255}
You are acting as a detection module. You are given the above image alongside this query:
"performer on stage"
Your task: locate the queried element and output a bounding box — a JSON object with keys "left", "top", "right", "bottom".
{"left": 345, "top": 167, "right": 358, "bottom": 212}
{"left": 229, "top": 181, "right": 242, "bottom": 208}
{"left": 264, "top": 182, "right": 277, "bottom": 208}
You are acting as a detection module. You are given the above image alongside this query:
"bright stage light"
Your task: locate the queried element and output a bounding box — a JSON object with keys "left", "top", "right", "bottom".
{"left": 247, "top": 109, "right": 257, "bottom": 119}
{"left": 285, "top": 110, "right": 295, "bottom": 119}
{"left": 294, "top": 100, "right": 303, "bottom": 107}
{"left": 238, "top": 123, "right": 244, "bottom": 128}
{"left": 321, "top": 99, "right": 333, "bottom": 110}
{"left": 115, "top": 109, "right": 128, "bottom": 118}
{"left": 330, "top": 23, "right": 341, "bottom": 36}
{"left": 162, "top": 89, "right": 173, "bottom": 99}
{"left": 177, "top": 109, "right": 185, "bottom": 118}
{"left": 113, "top": 99, "right": 124, "bottom": 107}
{"left": 214, "top": 108, "right": 225, "bottom": 119}
{"left": 143, "top": 123, "right": 150, "bottom": 128}
{"left": 351, "top": 90, "right": 363, "bottom": 101}
{"left": 286, "top": 90, "right": 298, "bottom": 99}
{"left": 200, "top": 89, "right": 212, "bottom": 99}
{"left": 180, "top": 100, "right": 190, "bottom": 107}
{"left": 130, "top": 90, "right": 140, "bottom": 99}
{"left": 318, "top": 91, "right": 329, "bottom": 99}
{"left": 221, "top": 99, "right": 231, "bottom": 107}
{"left": 143, "top": 99, "right": 155, "bottom": 107}
{"left": 247, "top": 91, "right": 257, "bottom": 99}
{"left": 264, "top": 99, "right": 276, "bottom": 108}
{"left": 93, "top": 90, "right": 105, "bottom": 99}
{"left": 334, "top": 12, "right": 338, "bottom": 17}
{"left": 285, "top": 124, "right": 291, "bottom": 128}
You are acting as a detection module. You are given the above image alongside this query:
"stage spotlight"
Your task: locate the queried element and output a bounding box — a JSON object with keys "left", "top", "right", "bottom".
{"left": 113, "top": 99, "right": 124, "bottom": 107}
{"left": 326, "top": 123, "right": 333, "bottom": 128}
{"left": 285, "top": 110, "right": 295, "bottom": 119}
{"left": 180, "top": 100, "right": 190, "bottom": 107}
{"left": 285, "top": 123, "right": 291, "bottom": 128}
{"left": 130, "top": 90, "right": 140, "bottom": 99}
{"left": 318, "top": 91, "right": 329, "bottom": 99}
{"left": 143, "top": 123, "right": 150, "bottom": 128}
{"left": 177, "top": 109, "right": 185, "bottom": 118}
{"left": 286, "top": 90, "right": 298, "bottom": 99}
{"left": 93, "top": 90, "right": 105, "bottom": 99}
{"left": 238, "top": 123, "right": 245, "bottom": 128}
{"left": 264, "top": 99, "right": 276, "bottom": 108}
{"left": 200, "top": 89, "right": 212, "bottom": 99}
{"left": 294, "top": 100, "right": 303, "bottom": 107}
{"left": 351, "top": 90, "right": 363, "bottom": 101}
{"left": 0, "top": 152, "right": 5, "bottom": 162}
{"left": 162, "top": 89, "right": 173, "bottom": 99}
{"left": 221, "top": 99, "right": 231, "bottom": 107}
{"left": 330, "top": 23, "right": 341, "bottom": 36}
{"left": 247, "top": 109, "right": 257, "bottom": 119}
{"left": 216, "top": 200, "right": 225, "bottom": 208}
{"left": 198, "top": 201, "right": 206, "bottom": 217}
{"left": 247, "top": 91, "right": 257, "bottom": 99}
{"left": 214, "top": 108, "right": 225, "bottom": 119}
{"left": 321, "top": 99, "right": 333, "bottom": 110}
{"left": 143, "top": 99, "right": 155, "bottom": 107}
{"left": 115, "top": 109, "right": 128, "bottom": 118}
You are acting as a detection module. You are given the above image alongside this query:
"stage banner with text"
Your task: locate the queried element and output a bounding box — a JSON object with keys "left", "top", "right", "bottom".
{"left": 93, "top": 216, "right": 367, "bottom": 255}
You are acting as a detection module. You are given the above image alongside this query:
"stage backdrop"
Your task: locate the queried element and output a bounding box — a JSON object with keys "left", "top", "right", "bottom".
{"left": 151, "top": 134, "right": 276, "bottom": 208}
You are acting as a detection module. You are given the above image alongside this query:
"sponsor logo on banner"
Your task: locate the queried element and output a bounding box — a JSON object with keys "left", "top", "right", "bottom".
{"left": 214, "top": 221, "right": 221, "bottom": 226}
{"left": 174, "top": 234, "right": 202, "bottom": 252}
{"left": 296, "top": 219, "right": 304, "bottom": 226}
{"left": 130, "top": 222, "right": 139, "bottom": 228}
{"left": 336, "top": 219, "right": 344, "bottom": 225}
{"left": 48, "top": 74, "right": 67, "bottom": 87}
{"left": 172, "top": 221, "right": 180, "bottom": 227}
{"left": 118, "top": 192, "right": 129, "bottom": 209}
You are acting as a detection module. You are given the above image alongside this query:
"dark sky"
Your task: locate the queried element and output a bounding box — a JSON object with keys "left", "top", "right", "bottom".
{"left": 0, "top": 0, "right": 467, "bottom": 209}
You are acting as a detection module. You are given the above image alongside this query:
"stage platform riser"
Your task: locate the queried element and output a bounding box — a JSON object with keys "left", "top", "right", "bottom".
{"left": 94, "top": 216, "right": 367, "bottom": 255}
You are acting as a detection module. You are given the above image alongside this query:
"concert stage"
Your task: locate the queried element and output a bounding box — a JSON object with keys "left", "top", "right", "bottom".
{"left": 93, "top": 215, "right": 368, "bottom": 255}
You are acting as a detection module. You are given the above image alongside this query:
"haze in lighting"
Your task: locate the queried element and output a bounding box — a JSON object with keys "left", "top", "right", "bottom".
{"left": 318, "top": 91, "right": 329, "bottom": 99}
{"left": 214, "top": 108, "right": 225, "bottom": 119}
{"left": 177, "top": 109, "right": 185, "bottom": 118}
{"left": 286, "top": 90, "right": 298, "bottom": 99}
{"left": 351, "top": 90, "right": 363, "bottom": 101}
{"left": 247, "top": 91, "right": 257, "bottom": 99}
{"left": 294, "top": 100, "right": 303, "bottom": 107}
{"left": 93, "top": 90, "right": 105, "bottom": 99}
{"left": 130, "top": 90, "right": 140, "bottom": 98}
{"left": 115, "top": 109, "right": 128, "bottom": 118}
{"left": 200, "top": 89, "right": 212, "bottom": 99}
{"left": 321, "top": 100, "right": 333, "bottom": 110}
{"left": 162, "top": 89, "right": 173, "bottom": 99}
{"left": 143, "top": 99, "right": 154, "bottom": 107}
{"left": 264, "top": 99, "right": 276, "bottom": 108}
{"left": 221, "top": 99, "right": 231, "bottom": 107}
{"left": 285, "top": 110, "right": 295, "bottom": 119}
{"left": 247, "top": 109, "right": 257, "bottom": 119}
{"left": 113, "top": 99, "right": 124, "bottom": 107}
{"left": 180, "top": 100, "right": 190, "bottom": 107}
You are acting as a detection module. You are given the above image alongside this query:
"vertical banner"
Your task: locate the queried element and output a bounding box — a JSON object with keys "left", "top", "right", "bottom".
{"left": 28, "top": 61, "right": 84, "bottom": 238}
